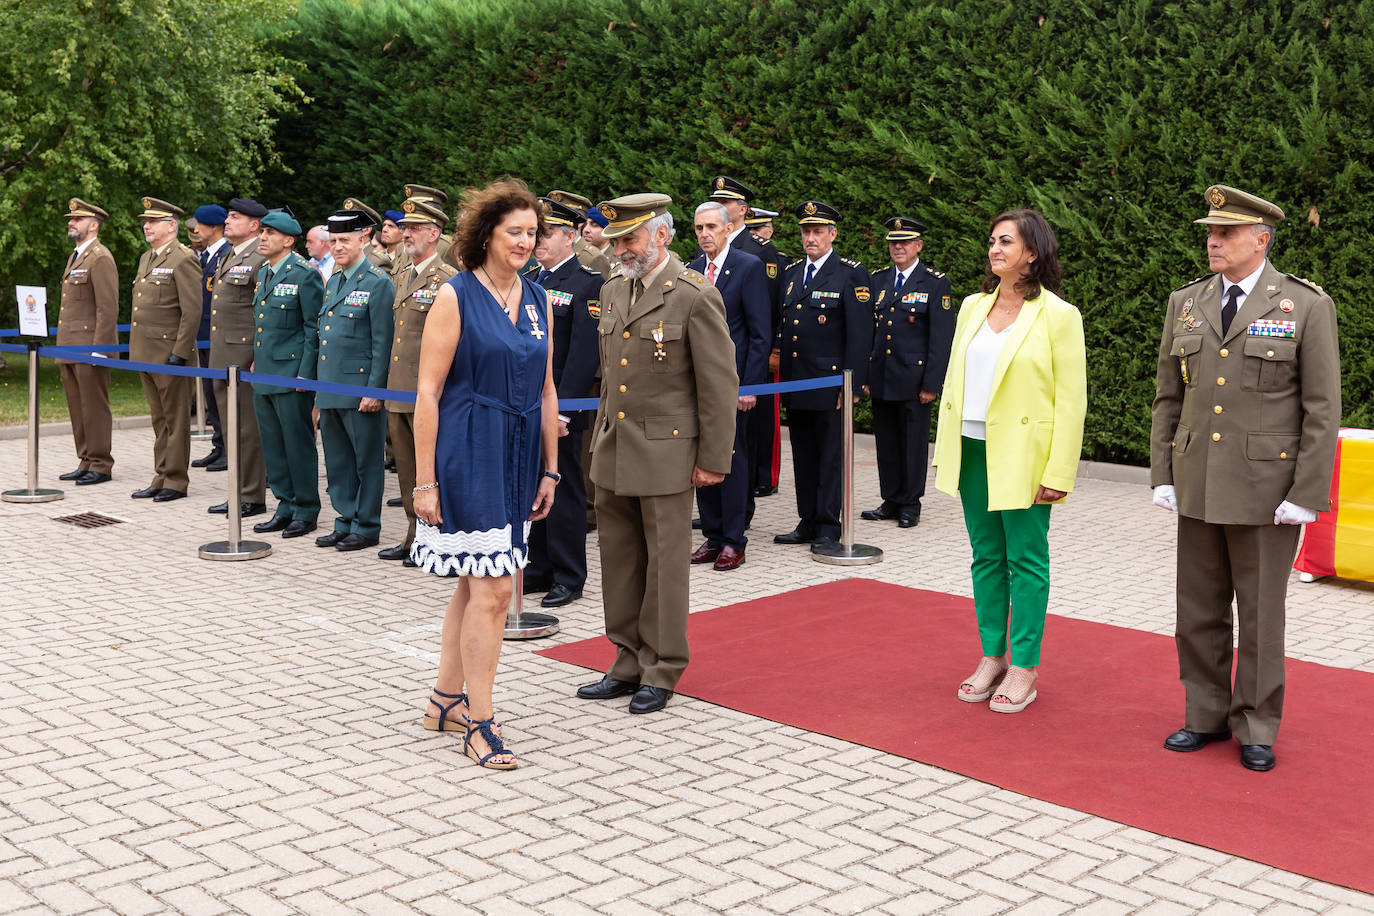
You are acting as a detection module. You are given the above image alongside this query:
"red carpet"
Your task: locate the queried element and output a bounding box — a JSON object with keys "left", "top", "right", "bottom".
{"left": 537, "top": 579, "right": 1374, "bottom": 893}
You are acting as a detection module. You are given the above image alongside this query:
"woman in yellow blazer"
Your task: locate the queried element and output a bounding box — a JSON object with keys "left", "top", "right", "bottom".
{"left": 931, "top": 209, "right": 1086, "bottom": 713}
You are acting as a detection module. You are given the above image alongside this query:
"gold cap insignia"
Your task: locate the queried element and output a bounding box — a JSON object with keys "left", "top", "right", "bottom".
{"left": 404, "top": 187, "right": 414, "bottom": 198}
{"left": 601, "top": 205, "right": 617, "bottom": 220}
{"left": 1207, "top": 187, "right": 1226, "bottom": 208}
{"left": 402, "top": 200, "right": 415, "bottom": 213}
{"left": 540, "top": 200, "right": 552, "bottom": 215}
{"left": 142, "top": 197, "right": 151, "bottom": 208}
{"left": 345, "top": 199, "right": 356, "bottom": 210}
{"left": 804, "top": 201, "right": 817, "bottom": 215}
{"left": 715, "top": 177, "right": 725, "bottom": 190}
{"left": 69, "top": 199, "right": 78, "bottom": 212}
{"left": 894, "top": 219, "right": 904, "bottom": 229}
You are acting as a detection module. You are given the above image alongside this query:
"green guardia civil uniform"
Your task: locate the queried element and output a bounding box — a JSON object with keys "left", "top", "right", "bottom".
{"left": 316, "top": 253, "right": 395, "bottom": 539}
{"left": 252, "top": 249, "right": 325, "bottom": 523}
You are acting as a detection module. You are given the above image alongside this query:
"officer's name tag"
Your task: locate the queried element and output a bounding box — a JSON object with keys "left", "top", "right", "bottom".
{"left": 273, "top": 283, "right": 299, "bottom": 296}
{"left": 229, "top": 264, "right": 253, "bottom": 275}
{"left": 413, "top": 289, "right": 435, "bottom": 304}
{"left": 69, "top": 269, "right": 87, "bottom": 279}
{"left": 548, "top": 290, "right": 573, "bottom": 307}
{"left": 344, "top": 291, "right": 370, "bottom": 306}
{"left": 811, "top": 290, "right": 840, "bottom": 300}
{"left": 151, "top": 267, "right": 174, "bottom": 278}
{"left": 901, "top": 292, "right": 929, "bottom": 304}
{"left": 1248, "top": 319, "right": 1296, "bottom": 338}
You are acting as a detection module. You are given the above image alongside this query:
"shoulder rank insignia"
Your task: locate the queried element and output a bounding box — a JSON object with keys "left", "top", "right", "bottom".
{"left": 1172, "top": 274, "right": 1210, "bottom": 294}
{"left": 1286, "top": 274, "right": 1325, "bottom": 294}
{"left": 926, "top": 267, "right": 945, "bottom": 278}
{"left": 579, "top": 264, "right": 601, "bottom": 276}
{"left": 840, "top": 256, "right": 860, "bottom": 268}
{"left": 788, "top": 258, "right": 804, "bottom": 269}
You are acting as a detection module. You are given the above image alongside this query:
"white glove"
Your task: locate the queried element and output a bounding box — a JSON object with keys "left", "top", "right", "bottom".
{"left": 1274, "top": 500, "right": 1317, "bottom": 526}
{"left": 1152, "top": 485, "right": 1178, "bottom": 513}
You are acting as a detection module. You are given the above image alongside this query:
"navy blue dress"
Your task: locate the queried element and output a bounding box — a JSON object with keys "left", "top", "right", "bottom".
{"left": 412, "top": 271, "right": 549, "bottom": 577}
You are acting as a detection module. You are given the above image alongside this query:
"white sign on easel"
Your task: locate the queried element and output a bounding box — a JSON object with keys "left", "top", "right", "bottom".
{"left": 15, "top": 286, "right": 49, "bottom": 337}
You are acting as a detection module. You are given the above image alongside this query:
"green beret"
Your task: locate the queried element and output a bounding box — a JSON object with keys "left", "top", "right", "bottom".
{"left": 262, "top": 210, "right": 302, "bottom": 236}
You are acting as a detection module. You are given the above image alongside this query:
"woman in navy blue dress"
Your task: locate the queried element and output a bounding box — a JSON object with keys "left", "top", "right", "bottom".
{"left": 411, "top": 181, "right": 559, "bottom": 770}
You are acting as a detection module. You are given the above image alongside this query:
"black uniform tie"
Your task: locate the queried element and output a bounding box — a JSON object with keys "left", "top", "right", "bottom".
{"left": 804, "top": 262, "right": 816, "bottom": 289}
{"left": 536, "top": 269, "right": 549, "bottom": 287}
{"left": 893, "top": 271, "right": 905, "bottom": 297}
{"left": 1221, "top": 284, "right": 1242, "bottom": 335}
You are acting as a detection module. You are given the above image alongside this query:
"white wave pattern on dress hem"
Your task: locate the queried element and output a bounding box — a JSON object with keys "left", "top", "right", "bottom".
{"left": 411, "top": 520, "right": 533, "bottom": 577}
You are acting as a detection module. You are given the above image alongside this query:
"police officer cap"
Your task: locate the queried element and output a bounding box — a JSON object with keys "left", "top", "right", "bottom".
{"left": 227, "top": 197, "right": 268, "bottom": 219}
{"left": 194, "top": 204, "right": 227, "bottom": 225}
{"left": 546, "top": 190, "right": 592, "bottom": 217}
{"left": 65, "top": 198, "right": 109, "bottom": 221}
{"left": 586, "top": 206, "right": 609, "bottom": 228}
{"left": 744, "top": 207, "right": 777, "bottom": 228}
{"left": 539, "top": 197, "right": 584, "bottom": 229}
{"left": 795, "top": 200, "right": 840, "bottom": 225}
{"left": 596, "top": 193, "right": 673, "bottom": 239}
{"left": 398, "top": 198, "right": 449, "bottom": 229}
{"left": 138, "top": 197, "right": 184, "bottom": 220}
{"left": 709, "top": 175, "right": 754, "bottom": 203}
{"left": 404, "top": 184, "right": 449, "bottom": 207}
{"left": 261, "top": 210, "right": 302, "bottom": 236}
{"left": 341, "top": 197, "right": 381, "bottom": 227}
{"left": 884, "top": 216, "right": 925, "bottom": 241}
{"left": 1194, "top": 185, "right": 1284, "bottom": 227}
{"left": 383, "top": 209, "right": 405, "bottom": 226}
{"left": 327, "top": 210, "right": 373, "bottom": 233}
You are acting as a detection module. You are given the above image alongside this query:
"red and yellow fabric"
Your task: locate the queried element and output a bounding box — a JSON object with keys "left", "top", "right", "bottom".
{"left": 1295, "top": 429, "right": 1374, "bottom": 581}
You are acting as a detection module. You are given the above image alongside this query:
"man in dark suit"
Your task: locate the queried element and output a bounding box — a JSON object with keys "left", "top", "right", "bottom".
{"left": 687, "top": 200, "right": 770, "bottom": 570}
{"left": 190, "top": 204, "right": 229, "bottom": 470}
{"left": 863, "top": 217, "right": 954, "bottom": 528}
{"left": 523, "top": 197, "right": 603, "bottom": 607}
{"left": 774, "top": 200, "right": 871, "bottom": 547}
{"left": 706, "top": 176, "right": 789, "bottom": 501}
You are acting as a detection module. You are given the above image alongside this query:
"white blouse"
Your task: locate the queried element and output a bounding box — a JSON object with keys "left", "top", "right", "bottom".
{"left": 961, "top": 319, "right": 1013, "bottom": 440}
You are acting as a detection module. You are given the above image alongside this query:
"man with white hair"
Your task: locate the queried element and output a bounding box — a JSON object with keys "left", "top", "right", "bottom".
{"left": 574, "top": 193, "right": 738, "bottom": 715}
{"left": 306, "top": 225, "right": 333, "bottom": 280}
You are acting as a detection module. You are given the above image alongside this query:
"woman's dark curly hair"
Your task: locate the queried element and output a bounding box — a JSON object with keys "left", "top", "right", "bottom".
{"left": 453, "top": 179, "right": 543, "bottom": 270}
{"left": 979, "top": 208, "right": 1063, "bottom": 299}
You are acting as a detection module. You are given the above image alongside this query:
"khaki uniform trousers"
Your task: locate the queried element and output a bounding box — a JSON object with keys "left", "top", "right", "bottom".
{"left": 595, "top": 485, "right": 694, "bottom": 690}
{"left": 1176, "top": 515, "right": 1301, "bottom": 746}
{"left": 212, "top": 341, "right": 266, "bottom": 503}
{"left": 386, "top": 410, "right": 417, "bottom": 547}
{"left": 58, "top": 361, "right": 113, "bottom": 474}
{"left": 140, "top": 371, "right": 192, "bottom": 492}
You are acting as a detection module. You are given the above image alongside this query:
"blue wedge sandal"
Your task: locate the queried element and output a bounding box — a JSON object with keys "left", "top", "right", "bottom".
{"left": 464, "top": 716, "right": 518, "bottom": 770}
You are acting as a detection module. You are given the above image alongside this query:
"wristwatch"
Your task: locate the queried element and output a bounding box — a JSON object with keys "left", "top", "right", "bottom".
{"left": 542, "top": 470, "right": 562, "bottom": 483}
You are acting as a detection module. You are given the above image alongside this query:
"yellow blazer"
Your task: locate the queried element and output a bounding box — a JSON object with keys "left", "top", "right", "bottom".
{"left": 932, "top": 285, "right": 1087, "bottom": 510}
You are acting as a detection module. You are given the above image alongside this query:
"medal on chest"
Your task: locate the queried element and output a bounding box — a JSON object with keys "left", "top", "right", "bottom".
{"left": 653, "top": 320, "right": 666, "bottom": 361}
{"left": 525, "top": 302, "right": 544, "bottom": 339}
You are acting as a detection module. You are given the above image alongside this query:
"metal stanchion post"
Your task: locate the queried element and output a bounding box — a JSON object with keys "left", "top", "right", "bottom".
{"left": 812, "top": 369, "right": 882, "bottom": 566}
{"left": 3, "top": 342, "right": 63, "bottom": 504}
{"left": 191, "top": 350, "right": 211, "bottom": 440}
{"left": 199, "top": 365, "right": 271, "bottom": 560}
{"left": 504, "top": 543, "right": 558, "bottom": 639}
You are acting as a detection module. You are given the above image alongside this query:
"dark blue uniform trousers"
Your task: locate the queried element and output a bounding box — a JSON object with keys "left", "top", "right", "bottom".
{"left": 697, "top": 410, "right": 751, "bottom": 550}
{"left": 527, "top": 428, "right": 588, "bottom": 590}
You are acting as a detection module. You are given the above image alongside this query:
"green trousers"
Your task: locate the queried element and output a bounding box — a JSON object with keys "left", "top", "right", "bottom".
{"left": 957, "top": 436, "right": 1052, "bottom": 666}
{"left": 318, "top": 407, "right": 386, "bottom": 538}
{"left": 254, "top": 391, "right": 320, "bottom": 523}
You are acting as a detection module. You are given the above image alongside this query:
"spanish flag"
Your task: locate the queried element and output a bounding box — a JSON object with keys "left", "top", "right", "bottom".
{"left": 1295, "top": 430, "right": 1374, "bottom": 581}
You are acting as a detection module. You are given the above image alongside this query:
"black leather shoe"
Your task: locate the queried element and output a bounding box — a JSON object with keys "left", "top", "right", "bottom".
{"left": 208, "top": 501, "right": 229, "bottom": 514}
{"left": 402, "top": 556, "right": 418, "bottom": 568}
{"left": 1240, "top": 744, "right": 1276, "bottom": 771}
{"left": 752, "top": 485, "right": 777, "bottom": 498}
{"left": 897, "top": 513, "right": 920, "bottom": 528}
{"left": 774, "top": 526, "right": 815, "bottom": 545}
{"left": 336, "top": 533, "right": 379, "bottom": 551}
{"left": 628, "top": 685, "right": 673, "bottom": 714}
{"left": 691, "top": 517, "right": 702, "bottom": 529}
{"left": 75, "top": 471, "right": 111, "bottom": 486}
{"left": 60, "top": 467, "right": 87, "bottom": 481}
{"left": 541, "top": 584, "right": 582, "bottom": 607}
{"left": 131, "top": 486, "right": 160, "bottom": 499}
{"left": 1163, "top": 728, "right": 1231, "bottom": 752}
{"left": 377, "top": 543, "right": 409, "bottom": 560}
{"left": 386, "top": 496, "right": 402, "bottom": 507}
{"left": 860, "top": 504, "right": 897, "bottom": 521}
{"left": 241, "top": 502, "right": 266, "bottom": 518}
{"left": 152, "top": 488, "right": 185, "bottom": 502}
{"left": 282, "top": 520, "right": 316, "bottom": 538}
{"left": 254, "top": 515, "right": 292, "bottom": 533}
{"left": 315, "top": 530, "right": 347, "bottom": 548}
{"left": 191, "top": 448, "right": 224, "bottom": 468}
{"left": 205, "top": 458, "right": 228, "bottom": 472}
{"left": 384, "top": 457, "right": 396, "bottom": 471}
{"left": 576, "top": 676, "right": 640, "bottom": 700}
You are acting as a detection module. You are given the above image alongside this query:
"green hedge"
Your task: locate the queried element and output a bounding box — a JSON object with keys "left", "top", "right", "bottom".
{"left": 262, "top": 0, "right": 1369, "bottom": 462}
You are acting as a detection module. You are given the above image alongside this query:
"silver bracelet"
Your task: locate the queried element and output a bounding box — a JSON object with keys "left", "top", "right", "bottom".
{"left": 413, "top": 482, "right": 439, "bottom": 493}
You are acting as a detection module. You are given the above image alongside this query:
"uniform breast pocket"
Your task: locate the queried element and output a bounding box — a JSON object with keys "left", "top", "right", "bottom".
{"left": 640, "top": 321, "right": 684, "bottom": 373}
{"left": 1241, "top": 337, "right": 1298, "bottom": 391}
{"left": 336, "top": 305, "right": 369, "bottom": 335}
{"left": 265, "top": 306, "right": 300, "bottom": 329}
{"left": 1171, "top": 334, "right": 1202, "bottom": 387}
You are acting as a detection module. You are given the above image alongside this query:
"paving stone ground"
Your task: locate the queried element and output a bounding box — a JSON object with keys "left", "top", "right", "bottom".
{"left": 2, "top": 421, "right": 1372, "bottom": 915}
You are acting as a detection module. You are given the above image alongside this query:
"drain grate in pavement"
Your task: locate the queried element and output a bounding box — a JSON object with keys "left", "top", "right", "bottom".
{"left": 53, "top": 512, "right": 125, "bottom": 529}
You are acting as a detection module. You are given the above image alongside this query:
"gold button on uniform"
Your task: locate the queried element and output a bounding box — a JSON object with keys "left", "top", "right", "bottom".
{"left": 672, "top": 429, "right": 679, "bottom": 436}
{"left": 619, "top": 358, "right": 627, "bottom": 366}
{"left": 1211, "top": 432, "right": 1221, "bottom": 441}
{"left": 1280, "top": 451, "right": 1288, "bottom": 459}
{"left": 1219, "top": 348, "right": 1229, "bottom": 357}
{"left": 1217, "top": 377, "right": 1226, "bottom": 386}
{"left": 623, "top": 330, "right": 630, "bottom": 338}
{"left": 616, "top": 411, "right": 625, "bottom": 419}
{"left": 1214, "top": 405, "right": 1223, "bottom": 414}
{"left": 1267, "top": 349, "right": 1275, "bottom": 358}
{"left": 618, "top": 384, "right": 627, "bottom": 393}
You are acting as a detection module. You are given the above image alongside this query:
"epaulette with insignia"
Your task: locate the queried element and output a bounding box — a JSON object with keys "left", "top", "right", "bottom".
{"left": 1172, "top": 274, "right": 1211, "bottom": 294}
{"left": 924, "top": 266, "right": 945, "bottom": 278}
{"left": 522, "top": 264, "right": 539, "bottom": 277}
{"left": 840, "top": 256, "right": 862, "bottom": 268}
{"left": 750, "top": 233, "right": 774, "bottom": 247}
{"left": 579, "top": 264, "right": 602, "bottom": 276}
{"left": 681, "top": 267, "right": 706, "bottom": 285}
{"left": 1285, "top": 274, "right": 1325, "bottom": 294}
{"left": 788, "top": 258, "right": 804, "bottom": 269}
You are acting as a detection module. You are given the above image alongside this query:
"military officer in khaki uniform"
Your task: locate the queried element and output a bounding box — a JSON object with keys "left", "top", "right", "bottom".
{"left": 545, "top": 189, "right": 616, "bottom": 277}
{"left": 56, "top": 198, "right": 119, "bottom": 486}
{"left": 573, "top": 194, "right": 738, "bottom": 715}
{"left": 1151, "top": 185, "right": 1342, "bottom": 772}
{"left": 399, "top": 184, "right": 461, "bottom": 271}
{"left": 207, "top": 197, "right": 269, "bottom": 517}
{"left": 380, "top": 199, "right": 458, "bottom": 564}
{"left": 129, "top": 197, "right": 202, "bottom": 501}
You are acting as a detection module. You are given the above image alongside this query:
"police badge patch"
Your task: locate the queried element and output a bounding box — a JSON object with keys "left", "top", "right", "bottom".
{"left": 766, "top": 263, "right": 777, "bottom": 279}
{"left": 588, "top": 300, "right": 602, "bottom": 318}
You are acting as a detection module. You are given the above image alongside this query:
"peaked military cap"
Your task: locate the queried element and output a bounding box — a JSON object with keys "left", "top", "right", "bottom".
{"left": 1194, "top": 185, "right": 1284, "bottom": 227}
{"left": 194, "top": 204, "right": 227, "bottom": 225}
{"left": 138, "top": 197, "right": 184, "bottom": 220}
{"left": 745, "top": 207, "right": 777, "bottom": 229}
{"left": 328, "top": 209, "right": 373, "bottom": 233}
{"left": 404, "top": 184, "right": 449, "bottom": 207}
{"left": 262, "top": 210, "right": 302, "bottom": 236}
{"left": 65, "top": 198, "right": 109, "bottom": 221}
{"left": 341, "top": 197, "right": 381, "bottom": 227}
{"left": 399, "top": 198, "right": 449, "bottom": 228}
{"left": 227, "top": 197, "right": 268, "bottom": 219}
{"left": 709, "top": 175, "right": 754, "bottom": 203}
{"left": 884, "top": 216, "right": 925, "bottom": 241}
{"left": 546, "top": 190, "right": 592, "bottom": 217}
{"left": 597, "top": 193, "right": 673, "bottom": 239}
{"left": 795, "top": 200, "right": 840, "bottom": 225}
{"left": 539, "top": 197, "right": 584, "bottom": 228}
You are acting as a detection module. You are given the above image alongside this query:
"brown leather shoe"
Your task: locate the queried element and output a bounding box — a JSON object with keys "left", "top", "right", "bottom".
{"left": 713, "top": 546, "right": 745, "bottom": 571}
{"left": 690, "top": 542, "right": 722, "bottom": 564}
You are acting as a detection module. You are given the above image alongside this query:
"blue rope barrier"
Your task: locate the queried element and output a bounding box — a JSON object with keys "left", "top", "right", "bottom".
{"left": 239, "top": 370, "right": 409, "bottom": 403}
{"left": 0, "top": 323, "right": 133, "bottom": 338}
